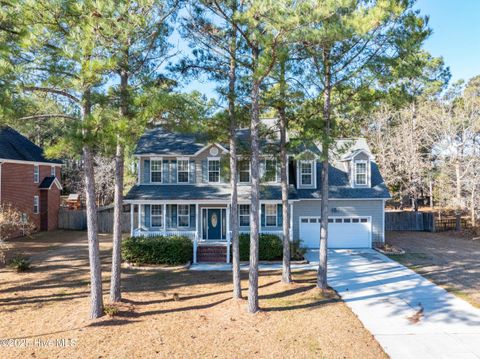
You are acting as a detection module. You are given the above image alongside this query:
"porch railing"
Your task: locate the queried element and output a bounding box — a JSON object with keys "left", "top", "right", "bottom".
{"left": 133, "top": 229, "right": 197, "bottom": 241}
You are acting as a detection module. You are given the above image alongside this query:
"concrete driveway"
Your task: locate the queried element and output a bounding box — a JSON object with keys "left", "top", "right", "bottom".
{"left": 305, "top": 249, "right": 480, "bottom": 359}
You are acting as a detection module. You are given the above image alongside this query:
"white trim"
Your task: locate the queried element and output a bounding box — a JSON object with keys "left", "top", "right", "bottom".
{"left": 0, "top": 158, "right": 62, "bottom": 167}
{"left": 342, "top": 149, "right": 372, "bottom": 161}
{"left": 176, "top": 158, "right": 190, "bottom": 183}
{"left": 150, "top": 158, "right": 163, "bottom": 184}
{"left": 39, "top": 177, "right": 63, "bottom": 191}
{"left": 130, "top": 205, "right": 134, "bottom": 236}
{"left": 33, "top": 195, "right": 39, "bottom": 214}
{"left": 33, "top": 165, "right": 40, "bottom": 183}
{"left": 125, "top": 199, "right": 295, "bottom": 205}
{"left": 382, "top": 199, "right": 386, "bottom": 243}
{"left": 194, "top": 143, "right": 229, "bottom": 156}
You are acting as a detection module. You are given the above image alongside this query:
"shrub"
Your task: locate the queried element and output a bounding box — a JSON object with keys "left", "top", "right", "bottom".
{"left": 104, "top": 304, "right": 119, "bottom": 317}
{"left": 122, "top": 235, "right": 192, "bottom": 265}
{"left": 8, "top": 254, "right": 31, "bottom": 272}
{"left": 291, "top": 239, "right": 307, "bottom": 261}
{"left": 239, "top": 233, "right": 283, "bottom": 261}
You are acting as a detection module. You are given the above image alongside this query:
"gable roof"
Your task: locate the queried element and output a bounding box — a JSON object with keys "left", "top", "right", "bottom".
{"left": 0, "top": 126, "right": 62, "bottom": 164}
{"left": 39, "top": 176, "right": 62, "bottom": 190}
{"left": 134, "top": 127, "right": 207, "bottom": 156}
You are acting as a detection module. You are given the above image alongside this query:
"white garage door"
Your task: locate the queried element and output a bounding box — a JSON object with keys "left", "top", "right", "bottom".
{"left": 299, "top": 217, "right": 371, "bottom": 249}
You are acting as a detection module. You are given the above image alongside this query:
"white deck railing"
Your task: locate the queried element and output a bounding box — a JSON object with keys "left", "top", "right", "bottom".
{"left": 133, "top": 229, "right": 197, "bottom": 241}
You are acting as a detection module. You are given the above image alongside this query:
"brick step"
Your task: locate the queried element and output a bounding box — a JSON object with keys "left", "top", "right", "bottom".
{"left": 197, "top": 255, "right": 227, "bottom": 263}
{"left": 198, "top": 249, "right": 227, "bottom": 254}
{"left": 198, "top": 247, "right": 227, "bottom": 253}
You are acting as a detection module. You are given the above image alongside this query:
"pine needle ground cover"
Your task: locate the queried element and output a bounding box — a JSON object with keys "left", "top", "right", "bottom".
{"left": 0, "top": 231, "right": 385, "bottom": 359}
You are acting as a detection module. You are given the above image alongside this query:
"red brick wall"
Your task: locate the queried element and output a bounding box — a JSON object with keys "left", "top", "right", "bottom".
{"left": 0, "top": 162, "right": 61, "bottom": 231}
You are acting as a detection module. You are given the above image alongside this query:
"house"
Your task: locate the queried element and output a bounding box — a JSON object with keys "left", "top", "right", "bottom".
{"left": 0, "top": 126, "right": 62, "bottom": 232}
{"left": 125, "top": 126, "right": 390, "bottom": 262}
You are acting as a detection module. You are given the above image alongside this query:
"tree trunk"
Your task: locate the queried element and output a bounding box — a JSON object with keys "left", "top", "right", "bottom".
{"left": 317, "top": 48, "right": 331, "bottom": 291}
{"left": 110, "top": 142, "right": 124, "bottom": 302}
{"left": 110, "top": 68, "right": 128, "bottom": 302}
{"left": 429, "top": 180, "right": 433, "bottom": 209}
{"left": 83, "top": 89, "right": 103, "bottom": 318}
{"left": 248, "top": 46, "right": 260, "bottom": 313}
{"left": 455, "top": 160, "right": 462, "bottom": 231}
{"left": 228, "top": 11, "right": 241, "bottom": 299}
{"left": 471, "top": 187, "right": 476, "bottom": 228}
{"left": 278, "top": 58, "right": 291, "bottom": 284}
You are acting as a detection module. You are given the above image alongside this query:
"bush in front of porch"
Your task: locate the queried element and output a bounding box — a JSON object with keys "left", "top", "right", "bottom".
{"left": 122, "top": 236, "right": 192, "bottom": 265}
{"left": 239, "top": 233, "right": 283, "bottom": 261}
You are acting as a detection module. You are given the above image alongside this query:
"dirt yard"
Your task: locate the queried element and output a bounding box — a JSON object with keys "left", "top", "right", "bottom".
{"left": 386, "top": 231, "right": 480, "bottom": 307}
{"left": 0, "top": 231, "right": 385, "bottom": 359}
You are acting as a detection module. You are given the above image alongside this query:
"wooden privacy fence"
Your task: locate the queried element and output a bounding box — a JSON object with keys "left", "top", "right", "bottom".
{"left": 58, "top": 208, "right": 136, "bottom": 233}
{"left": 385, "top": 211, "right": 471, "bottom": 232}
{"left": 385, "top": 211, "right": 434, "bottom": 231}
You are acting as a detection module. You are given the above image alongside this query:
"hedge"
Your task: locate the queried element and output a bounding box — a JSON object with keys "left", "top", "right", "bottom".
{"left": 238, "top": 233, "right": 283, "bottom": 261}
{"left": 122, "top": 235, "right": 192, "bottom": 265}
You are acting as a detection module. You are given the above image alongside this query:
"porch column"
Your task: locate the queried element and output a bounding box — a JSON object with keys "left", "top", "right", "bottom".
{"left": 163, "top": 203, "right": 167, "bottom": 232}
{"left": 194, "top": 203, "right": 199, "bottom": 264}
{"left": 226, "top": 204, "right": 231, "bottom": 263}
{"left": 289, "top": 203, "right": 293, "bottom": 240}
{"left": 259, "top": 202, "right": 262, "bottom": 234}
{"left": 130, "top": 204, "right": 134, "bottom": 236}
{"left": 137, "top": 204, "right": 141, "bottom": 230}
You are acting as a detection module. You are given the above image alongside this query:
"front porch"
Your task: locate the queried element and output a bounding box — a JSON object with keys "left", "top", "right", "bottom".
{"left": 127, "top": 201, "right": 291, "bottom": 263}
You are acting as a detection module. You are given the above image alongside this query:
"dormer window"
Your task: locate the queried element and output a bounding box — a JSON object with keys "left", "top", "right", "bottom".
{"left": 34, "top": 165, "right": 39, "bottom": 183}
{"left": 238, "top": 160, "right": 250, "bottom": 183}
{"left": 300, "top": 160, "right": 313, "bottom": 186}
{"left": 151, "top": 160, "right": 163, "bottom": 183}
{"left": 355, "top": 161, "right": 367, "bottom": 185}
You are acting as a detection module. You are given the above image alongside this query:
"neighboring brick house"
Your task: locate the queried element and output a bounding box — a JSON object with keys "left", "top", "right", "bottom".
{"left": 0, "top": 126, "right": 62, "bottom": 232}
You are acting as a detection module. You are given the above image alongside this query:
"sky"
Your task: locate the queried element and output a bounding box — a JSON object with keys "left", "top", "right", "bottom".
{"left": 179, "top": 1, "right": 480, "bottom": 98}
{"left": 416, "top": 0, "right": 480, "bottom": 84}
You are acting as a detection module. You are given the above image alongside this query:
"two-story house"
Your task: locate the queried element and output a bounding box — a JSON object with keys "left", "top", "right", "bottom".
{"left": 0, "top": 126, "right": 62, "bottom": 233}
{"left": 125, "top": 126, "right": 390, "bottom": 262}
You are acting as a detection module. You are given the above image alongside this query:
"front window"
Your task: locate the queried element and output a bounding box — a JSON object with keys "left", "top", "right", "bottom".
{"left": 33, "top": 196, "right": 39, "bottom": 214}
{"left": 238, "top": 160, "right": 250, "bottom": 183}
{"left": 151, "top": 160, "right": 162, "bottom": 183}
{"left": 151, "top": 205, "right": 163, "bottom": 227}
{"left": 355, "top": 162, "right": 367, "bottom": 185}
{"left": 51, "top": 166, "right": 56, "bottom": 176}
{"left": 265, "top": 204, "right": 277, "bottom": 226}
{"left": 300, "top": 161, "right": 313, "bottom": 186}
{"left": 208, "top": 159, "right": 220, "bottom": 183}
{"left": 34, "top": 165, "right": 39, "bottom": 183}
{"left": 178, "top": 205, "right": 190, "bottom": 227}
{"left": 177, "top": 159, "right": 189, "bottom": 183}
{"left": 239, "top": 204, "right": 250, "bottom": 226}
{"left": 263, "top": 159, "right": 277, "bottom": 182}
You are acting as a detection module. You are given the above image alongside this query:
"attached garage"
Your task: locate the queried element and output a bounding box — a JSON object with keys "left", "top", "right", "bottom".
{"left": 299, "top": 216, "right": 372, "bottom": 249}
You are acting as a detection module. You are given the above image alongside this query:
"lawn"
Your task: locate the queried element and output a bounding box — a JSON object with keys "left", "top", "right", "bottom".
{"left": 0, "top": 231, "right": 385, "bottom": 359}
{"left": 386, "top": 231, "right": 480, "bottom": 308}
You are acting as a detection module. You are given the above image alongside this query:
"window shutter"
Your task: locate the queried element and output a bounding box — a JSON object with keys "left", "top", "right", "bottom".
{"left": 190, "top": 204, "right": 195, "bottom": 228}
{"left": 144, "top": 205, "right": 151, "bottom": 228}
{"left": 171, "top": 204, "right": 177, "bottom": 227}
{"left": 143, "top": 160, "right": 150, "bottom": 183}
{"left": 261, "top": 204, "right": 265, "bottom": 227}
{"left": 202, "top": 160, "right": 208, "bottom": 183}
{"left": 220, "top": 157, "right": 230, "bottom": 183}
{"left": 163, "top": 160, "right": 169, "bottom": 183}
{"left": 277, "top": 204, "right": 282, "bottom": 227}
{"left": 170, "top": 160, "right": 177, "bottom": 183}
{"left": 189, "top": 160, "right": 196, "bottom": 183}
{"left": 166, "top": 205, "right": 171, "bottom": 227}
